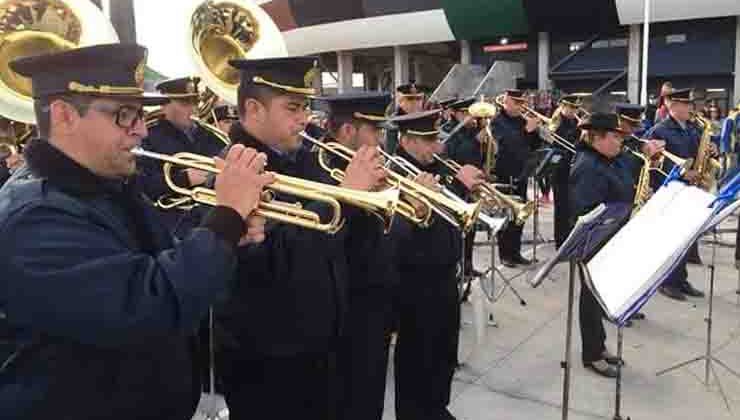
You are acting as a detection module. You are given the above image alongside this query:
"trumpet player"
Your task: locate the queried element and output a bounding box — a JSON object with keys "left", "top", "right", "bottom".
{"left": 0, "top": 44, "right": 272, "bottom": 420}
{"left": 212, "top": 104, "right": 240, "bottom": 134}
{"left": 390, "top": 109, "right": 484, "bottom": 420}
{"left": 492, "top": 89, "right": 541, "bottom": 267}
{"left": 313, "top": 92, "right": 397, "bottom": 420}
{"left": 646, "top": 88, "right": 706, "bottom": 301}
{"left": 216, "top": 57, "right": 387, "bottom": 420}
{"left": 385, "top": 81, "right": 427, "bottom": 154}
{"left": 550, "top": 95, "right": 582, "bottom": 248}
{"left": 136, "top": 76, "right": 227, "bottom": 237}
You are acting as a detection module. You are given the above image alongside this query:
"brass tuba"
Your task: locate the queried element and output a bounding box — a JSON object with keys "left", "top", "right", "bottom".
{"left": 0, "top": 0, "right": 119, "bottom": 123}
{"left": 186, "top": 0, "right": 288, "bottom": 106}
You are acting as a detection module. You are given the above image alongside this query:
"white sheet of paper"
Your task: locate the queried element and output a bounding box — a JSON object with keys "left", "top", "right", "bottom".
{"left": 586, "top": 182, "right": 716, "bottom": 318}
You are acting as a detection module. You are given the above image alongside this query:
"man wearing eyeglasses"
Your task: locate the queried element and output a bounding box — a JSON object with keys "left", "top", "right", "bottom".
{"left": 0, "top": 43, "right": 272, "bottom": 419}
{"left": 136, "top": 76, "right": 228, "bottom": 237}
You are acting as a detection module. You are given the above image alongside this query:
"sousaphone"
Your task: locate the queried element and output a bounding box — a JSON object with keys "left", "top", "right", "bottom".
{"left": 0, "top": 0, "right": 119, "bottom": 123}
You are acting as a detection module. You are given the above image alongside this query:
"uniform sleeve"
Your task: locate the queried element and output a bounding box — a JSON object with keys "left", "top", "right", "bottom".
{"left": 569, "top": 164, "right": 608, "bottom": 219}
{"left": 1, "top": 204, "right": 238, "bottom": 348}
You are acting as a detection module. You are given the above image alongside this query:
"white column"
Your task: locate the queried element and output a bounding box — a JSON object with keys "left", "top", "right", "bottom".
{"left": 640, "top": 0, "right": 651, "bottom": 105}
{"left": 628, "top": 24, "right": 641, "bottom": 104}
{"left": 394, "top": 45, "right": 410, "bottom": 88}
{"left": 734, "top": 16, "right": 740, "bottom": 106}
{"left": 337, "top": 51, "right": 354, "bottom": 93}
{"left": 460, "top": 40, "right": 472, "bottom": 65}
{"left": 537, "top": 32, "right": 549, "bottom": 91}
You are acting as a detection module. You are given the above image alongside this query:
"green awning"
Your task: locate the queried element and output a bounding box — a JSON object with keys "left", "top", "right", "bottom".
{"left": 441, "top": 0, "right": 529, "bottom": 40}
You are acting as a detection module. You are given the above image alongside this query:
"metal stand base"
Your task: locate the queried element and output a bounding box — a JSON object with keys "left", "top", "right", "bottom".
{"left": 480, "top": 230, "right": 528, "bottom": 307}
{"left": 656, "top": 229, "right": 740, "bottom": 411}
{"left": 613, "top": 327, "right": 630, "bottom": 420}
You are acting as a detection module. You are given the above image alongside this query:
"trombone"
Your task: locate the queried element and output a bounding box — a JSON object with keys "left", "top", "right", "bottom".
{"left": 468, "top": 96, "right": 498, "bottom": 175}
{"left": 433, "top": 155, "right": 535, "bottom": 226}
{"left": 131, "top": 147, "right": 401, "bottom": 234}
{"left": 299, "top": 132, "right": 433, "bottom": 228}
{"left": 495, "top": 95, "right": 577, "bottom": 154}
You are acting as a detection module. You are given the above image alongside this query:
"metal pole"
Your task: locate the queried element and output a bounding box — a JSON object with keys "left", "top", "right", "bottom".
{"left": 639, "top": 0, "right": 651, "bottom": 106}
{"left": 561, "top": 261, "right": 577, "bottom": 420}
{"left": 614, "top": 327, "right": 625, "bottom": 420}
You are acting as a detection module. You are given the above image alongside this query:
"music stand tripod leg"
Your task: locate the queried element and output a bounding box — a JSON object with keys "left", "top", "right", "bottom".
{"left": 561, "top": 260, "right": 578, "bottom": 420}
{"left": 613, "top": 326, "right": 630, "bottom": 420}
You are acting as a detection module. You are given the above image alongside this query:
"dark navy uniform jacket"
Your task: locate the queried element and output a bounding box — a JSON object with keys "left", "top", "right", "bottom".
{"left": 569, "top": 146, "right": 636, "bottom": 222}
{"left": 136, "top": 119, "right": 227, "bottom": 237}
{"left": 0, "top": 139, "right": 243, "bottom": 419}
{"left": 492, "top": 109, "right": 542, "bottom": 184}
{"left": 445, "top": 126, "right": 484, "bottom": 169}
{"left": 216, "top": 124, "right": 350, "bottom": 359}
{"left": 646, "top": 116, "right": 701, "bottom": 181}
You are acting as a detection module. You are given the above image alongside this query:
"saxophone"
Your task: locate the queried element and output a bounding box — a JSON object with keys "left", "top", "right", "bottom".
{"left": 690, "top": 113, "right": 722, "bottom": 191}
{"left": 625, "top": 148, "right": 653, "bottom": 215}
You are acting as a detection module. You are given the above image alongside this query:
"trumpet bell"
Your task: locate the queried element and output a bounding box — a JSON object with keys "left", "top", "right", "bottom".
{"left": 468, "top": 100, "right": 497, "bottom": 119}
{"left": 0, "top": 0, "right": 119, "bottom": 123}
{"left": 186, "top": 0, "right": 288, "bottom": 105}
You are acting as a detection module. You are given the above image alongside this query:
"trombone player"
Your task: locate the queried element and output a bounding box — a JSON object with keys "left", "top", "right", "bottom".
{"left": 216, "top": 56, "right": 387, "bottom": 420}
{"left": 0, "top": 43, "right": 272, "bottom": 420}
{"left": 136, "top": 76, "right": 227, "bottom": 237}
{"left": 550, "top": 94, "right": 582, "bottom": 248}
{"left": 492, "top": 89, "right": 541, "bottom": 267}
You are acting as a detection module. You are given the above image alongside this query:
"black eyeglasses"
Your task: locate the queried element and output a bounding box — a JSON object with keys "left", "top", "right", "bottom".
{"left": 90, "top": 104, "right": 146, "bottom": 129}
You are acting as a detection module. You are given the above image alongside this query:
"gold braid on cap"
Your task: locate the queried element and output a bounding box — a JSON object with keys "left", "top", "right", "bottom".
{"left": 353, "top": 112, "right": 386, "bottom": 122}
{"left": 406, "top": 129, "right": 439, "bottom": 137}
{"left": 68, "top": 82, "right": 143, "bottom": 95}
{"left": 253, "top": 76, "right": 316, "bottom": 95}
{"left": 618, "top": 114, "right": 642, "bottom": 124}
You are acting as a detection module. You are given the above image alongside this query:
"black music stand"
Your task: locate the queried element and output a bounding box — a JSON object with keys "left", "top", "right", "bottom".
{"left": 531, "top": 203, "right": 632, "bottom": 420}
{"left": 521, "top": 148, "right": 561, "bottom": 262}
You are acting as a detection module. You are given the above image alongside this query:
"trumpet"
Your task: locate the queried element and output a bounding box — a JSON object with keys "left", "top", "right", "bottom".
{"left": 299, "top": 132, "right": 433, "bottom": 227}
{"left": 433, "top": 155, "right": 535, "bottom": 226}
{"left": 469, "top": 96, "right": 498, "bottom": 175}
{"left": 495, "top": 95, "right": 577, "bottom": 154}
{"left": 378, "top": 150, "right": 484, "bottom": 232}
{"left": 131, "top": 147, "right": 401, "bottom": 234}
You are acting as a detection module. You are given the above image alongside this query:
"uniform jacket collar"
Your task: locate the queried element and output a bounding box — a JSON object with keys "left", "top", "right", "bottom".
{"left": 24, "top": 138, "right": 126, "bottom": 197}
{"left": 396, "top": 145, "right": 443, "bottom": 174}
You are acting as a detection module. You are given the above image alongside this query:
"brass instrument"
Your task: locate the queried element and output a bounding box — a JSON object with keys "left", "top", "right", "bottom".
{"left": 468, "top": 95, "right": 498, "bottom": 175}
{"left": 378, "top": 150, "right": 484, "bottom": 232}
{"left": 433, "top": 155, "right": 535, "bottom": 226}
{"left": 186, "top": 0, "right": 288, "bottom": 106}
{"left": 299, "top": 131, "right": 433, "bottom": 228}
{"left": 0, "top": 0, "right": 119, "bottom": 123}
{"left": 495, "top": 94, "right": 577, "bottom": 154}
{"left": 131, "top": 147, "right": 401, "bottom": 234}
{"left": 689, "top": 112, "right": 722, "bottom": 191}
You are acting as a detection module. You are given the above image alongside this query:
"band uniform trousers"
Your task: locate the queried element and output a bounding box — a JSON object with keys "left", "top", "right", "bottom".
{"left": 394, "top": 265, "right": 460, "bottom": 420}
{"left": 497, "top": 178, "right": 528, "bottom": 259}
{"left": 552, "top": 155, "right": 572, "bottom": 248}
{"left": 579, "top": 267, "right": 607, "bottom": 363}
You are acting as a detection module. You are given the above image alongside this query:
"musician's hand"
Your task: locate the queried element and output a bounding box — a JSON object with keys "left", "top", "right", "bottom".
{"left": 455, "top": 164, "right": 485, "bottom": 191}
{"left": 186, "top": 168, "right": 208, "bottom": 186}
{"left": 214, "top": 144, "right": 275, "bottom": 219}
{"left": 239, "top": 215, "right": 267, "bottom": 246}
{"left": 708, "top": 142, "right": 719, "bottom": 158}
{"left": 640, "top": 140, "right": 665, "bottom": 159}
{"left": 5, "top": 152, "right": 23, "bottom": 171}
{"left": 414, "top": 172, "right": 441, "bottom": 192}
{"left": 341, "top": 145, "right": 386, "bottom": 191}
{"left": 524, "top": 115, "right": 539, "bottom": 133}
{"left": 682, "top": 169, "right": 701, "bottom": 184}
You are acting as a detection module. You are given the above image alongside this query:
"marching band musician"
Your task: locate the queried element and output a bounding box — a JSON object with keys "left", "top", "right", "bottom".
{"left": 215, "top": 56, "right": 386, "bottom": 420}
{"left": 136, "top": 76, "right": 227, "bottom": 237}
{"left": 550, "top": 94, "right": 582, "bottom": 248}
{"left": 314, "top": 92, "right": 397, "bottom": 420}
{"left": 569, "top": 113, "right": 635, "bottom": 377}
{"left": 492, "top": 89, "right": 541, "bottom": 267}
{"left": 385, "top": 82, "right": 427, "bottom": 154}
{"left": 0, "top": 119, "right": 28, "bottom": 188}
{"left": 212, "top": 104, "right": 240, "bottom": 135}
{"left": 0, "top": 43, "right": 271, "bottom": 419}
{"left": 444, "top": 97, "right": 484, "bottom": 278}
{"left": 390, "top": 109, "right": 484, "bottom": 420}
{"left": 646, "top": 88, "right": 706, "bottom": 301}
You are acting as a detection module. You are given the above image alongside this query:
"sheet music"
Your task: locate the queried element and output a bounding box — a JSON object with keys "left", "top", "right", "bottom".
{"left": 586, "top": 182, "right": 716, "bottom": 321}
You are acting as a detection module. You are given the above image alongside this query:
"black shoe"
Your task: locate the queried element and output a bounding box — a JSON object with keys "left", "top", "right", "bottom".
{"left": 659, "top": 285, "right": 687, "bottom": 301}
{"left": 630, "top": 312, "right": 646, "bottom": 320}
{"left": 687, "top": 254, "right": 703, "bottom": 265}
{"left": 465, "top": 268, "right": 484, "bottom": 278}
{"left": 680, "top": 282, "right": 705, "bottom": 298}
{"left": 501, "top": 257, "right": 518, "bottom": 268}
{"left": 602, "top": 350, "right": 625, "bottom": 366}
{"left": 511, "top": 254, "right": 533, "bottom": 265}
{"left": 584, "top": 360, "right": 618, "bottom": 378}
{"left": 623, "top": 319, "right": 634, "bottom": 328}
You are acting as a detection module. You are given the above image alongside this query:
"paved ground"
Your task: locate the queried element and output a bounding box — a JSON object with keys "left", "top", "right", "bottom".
{"left": 193, "top": 202, "right": 740, "bottom": 420}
